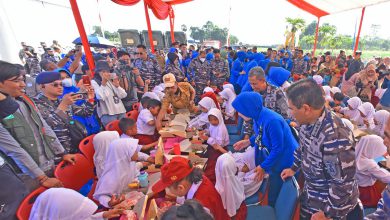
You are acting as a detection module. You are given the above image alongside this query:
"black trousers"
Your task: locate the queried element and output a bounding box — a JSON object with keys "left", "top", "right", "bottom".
{"left": 0, "top": 164, "right": 28, "bottom": 220}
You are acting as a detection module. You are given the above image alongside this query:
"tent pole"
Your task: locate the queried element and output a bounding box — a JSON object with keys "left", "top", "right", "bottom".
{"left": 69, "top": 0, "right": 95, "bottom": 76}
{"left": 144, "top": 1, "right": 155, "bottom": 53}
{"left": 312, "top": 17, "right": 320, "bottom": 56}
{"left": 353, "top": 7, "right": 365, "bottom": 54}
{"left": 169, "top": 10, "right": 175, "bottom": 43}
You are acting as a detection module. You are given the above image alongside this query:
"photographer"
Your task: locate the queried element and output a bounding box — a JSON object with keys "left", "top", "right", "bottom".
{"left": 33, "top": 71, "right": 96, "bottom": 153}
{"left": 114, "top": 51, "right": 144, "bottom": 111}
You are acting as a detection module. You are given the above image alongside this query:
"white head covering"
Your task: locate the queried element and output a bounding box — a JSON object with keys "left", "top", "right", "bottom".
{"left": 142, "top": 92, "right": 160, "bottom": 101}
{"left": 93, "top": 131, "right": 120, "bottom": 179}
{"left": 374, "top": 110, "right": 390, "bottom": 137}
{"left": 188, "top": 97, "right": 217, "bottom": 129}
{"left": 313, "top": 75, "right": 323, "bottom": 85}
{"left": 203, "top": 87, "right": 214, "bottom": 93}
{"left": 330, "top": 87, "right": 341, "bottom": 95}
{"left": 222, "top": 83, "right": 235, "bottom": 94}
{"left": 29, "top": 188, "right": 98, "bottom": 220}
{"left": 207, "top": 108, "right": 229, "bottom": 146}
{"left": 152, "top": 84, "right": 165, "bottom": 100}
{"left": 342, "top": 118, "right": 354, "bottom": 131}
{"left": 355, "top": 135, "right": 387, "bottom": 171}
{"left": 219, "top": 88, "right": 236, "bottom": 118}
{"left": 215, "top": 153, "right": 245, "bottom": 217}
{"left": 94, "top": 138, "right": 139, "bottom": 207}
{"left": 322, "top": 86, "right": 333, "bottom": 101}
{"left": 358, "top": 102, "right": 375, "bottom": 120}
{"left": 345, "top": 97, "right": 363, "bottom": 123}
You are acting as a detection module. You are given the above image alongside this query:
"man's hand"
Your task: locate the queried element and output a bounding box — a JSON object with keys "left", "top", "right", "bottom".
{"left": 103, "top": 208, "right": 125, "bottom": 219}
{"left": 254, "top": 166, "right": 265, "bottom": 182}
{"left": 63, "top": 154, "right": 76, "bottom": 165}
{"left": 112, "top": 78, "right": 120, "bottom": 88}
{"left": 233, "top": 139, "right": 250, "bottom": 151}
{"left": 281, "top": 168, "right": 296, "bottom": 181}
{"left": 41, "top": 177, "right": 64, "bottom": 188}
{"left": 147, "top": 157, "right": 155, "bottom": 164}
{"left": 84, "top": 85, "right": 95, "bottom": 100}
{"left": 145, "top": 79, "right": 150, "bottom": 85}
{"left": 108, "top": 194, "right": 125, "bottom": 208}
{"left": 156, "top": 119, "right": 163, "bottom": 131}
{"left": 311, "top": 211, "right": 330, "bottom": 220}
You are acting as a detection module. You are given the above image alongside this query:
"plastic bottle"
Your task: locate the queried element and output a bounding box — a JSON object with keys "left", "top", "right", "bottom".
{"left": 138, "top": 171, "right": 149, "bottom": 188}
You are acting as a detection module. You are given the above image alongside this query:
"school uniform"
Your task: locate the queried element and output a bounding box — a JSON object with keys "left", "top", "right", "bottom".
{"left": 92, "top": 131, "right": 120, "bottom": 179}
{"left": 188, "top": 97, "right": 216, "bottom": 130}
{"left": 356, "top": 135, "right": 390, "bottom": 207}
{"left": 135, "top": 109, "right": 159, "bottom": 145}
{"left": 215, "top": 153, "right": 247, "bottom": 219}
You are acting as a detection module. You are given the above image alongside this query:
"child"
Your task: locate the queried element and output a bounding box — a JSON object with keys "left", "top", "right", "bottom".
{"left": 94, "top": 138, "right": 141, "bottom": 208}
{"left": 30, "top": 188, "right": 123, "bottom": 219}
{"left": 138, "top": 96, "right": 151, "bottom": 111}
{"left": 199, "top": 108, "right": 229, "bottom": 184}
{"left": 188, "top": 97, "right": 216, "bottom": 130}
{"left": 356, "top": 135, "right": 390, "bottom": 207}
{"left": 358, "top": 102, "right": 376, "bottom": 130}
{"left": 373, "top": 110, "right": 390, "bottom": 138}
{"left": 119, "top": 117, "right": 158, "bottom": 154}
{"left": 201, "top": 92, "right": 220, "bottom": 109}
{"left": 218, "top": 88, "right": 236, "bottom": 121}
{"left": 215, "top": 153, "right": 247, "bottom": 219}
{"left": 338, "top": 96, "right": 363, "bottom": 124}
{"left": 136, "top": 99, "right": 161, "bottom": 145}
{"left": 92, "top": 131, "right": 120, "bottom": 179}
{"left": 151, "top": 157, "right": 230, "bottom": 220}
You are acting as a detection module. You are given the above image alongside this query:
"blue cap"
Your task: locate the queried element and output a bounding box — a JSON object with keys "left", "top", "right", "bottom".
{"left": 36, "top": 71, "right": 61, "bottom": 84}
{"left": 55, "top": 68, "right": 71, "bottom": 77}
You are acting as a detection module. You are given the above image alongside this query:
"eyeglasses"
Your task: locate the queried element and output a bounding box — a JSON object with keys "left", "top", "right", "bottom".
{"left": 50, "top": 82, "right": 63, "bottom": 87}
{"left": 7, "top": 76, "right": 26, "bottom": 83}
{"left": 135, "top": 52, "right": 144, "bottom": 55}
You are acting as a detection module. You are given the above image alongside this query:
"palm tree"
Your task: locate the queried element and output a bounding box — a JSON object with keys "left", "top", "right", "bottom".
{"left": 285, "top": 17, "right": 306, "bottom": 49}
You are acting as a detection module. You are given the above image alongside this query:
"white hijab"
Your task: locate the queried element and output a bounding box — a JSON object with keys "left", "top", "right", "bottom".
{"left": 219, "top": 88, "right": 236, "bottom": 118}
{"left": 313, "top": 75, "right": 323, "bottom": 85}
{"left": 207, "top": 108, "right": 229, "bottom": 147}
{"left": 330, "top": 86, "right": 341, "bottom": 95}
{"left": 358, "top": 102, "right": 375, "bottom": 119}
{"left": 93, "top": 131, "right": 120, "bottom": 179}
{"left": 152, "top": 84, "right": 165, "bottom": 101}
{"left": 94, "top": 138, "right": 139, "bottom": 207}
{"left": 222, "top": 83, "right": 235, "bottom": 94}
{"left": 344, "top": 97, "right": 363, "bottom": 123}
{"left": 188, "top": 97, "right": 216, "bottom": 129}
{"left": 215, "top": 153, "right": 245, "bottom": 217}
{"left": 374, "top": 110, "right": 390, "bottom": 137}
{"left": 29, "top": 188, "right": 99, "bottom": 220}
{"left": 203, "top": 87, "right": 214, "bottom": 93}
{"left": 322, "top": 86, "right": 333, "bottom": 101}
{"left": 355, "top": 135, "right": 387, "bottom": 171}
{"left": 142, "top": 92, "right": 160, "bottom": 101}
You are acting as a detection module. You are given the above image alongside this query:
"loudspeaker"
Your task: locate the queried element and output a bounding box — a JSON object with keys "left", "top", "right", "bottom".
{"left": 118, "top": 29, "right": 141, "bottom": 47}
{"left": 141, "top": 30, "right": 165, "bottom": 50}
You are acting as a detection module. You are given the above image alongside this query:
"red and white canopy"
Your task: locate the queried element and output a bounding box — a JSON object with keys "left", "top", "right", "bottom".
{"left": 287, "top": 0, "right": 390, "bottom": 17}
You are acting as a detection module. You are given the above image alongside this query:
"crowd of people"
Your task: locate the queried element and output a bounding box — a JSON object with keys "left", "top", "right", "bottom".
{"left": 0, "top": 39, "right": 390, "bottom": 220}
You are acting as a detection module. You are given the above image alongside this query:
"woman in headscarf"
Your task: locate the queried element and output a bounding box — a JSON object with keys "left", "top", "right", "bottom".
{"left": 188, "top": 97, "right": 216, "bottom": 130}
{"left": 230, "top": 51, "right": 246, "bottom": 85}
{"left": 280, "top": 51, "right": 293, "bottom": 71}
{"left": 339, "top": 97, "right": 363, "bottom": 124}
{"left": 165, "top": 52, "right": 185, "bottom": 82}
{"left": 94, "top": 138, "right": 141, "bottom": 208}
{"left": 358, "top": 102, "right": 376, "bottom": 130}
{"left": 29, "top": 188, "right": 123, "bottom": 220}
{"left": 318, "top": 55, "right": 335, "bottom": 85}
{"left": 201, "top": 92, "right": 220, "bottom": 110}
{"left": 222, "top": 83, "right": 235, "bottom": 94}
{"left": 355, "top": 135, "right": 390, "bottom": 207}
{"left": 92, "top": 131, "right": 120, "bottom": 179}
{"left": 373, "top": 110, "right": 390, "bottom": 138}
{"left": 215, "top": 153, "right": 247, "bottom": 220}
{"left": 199, "top": 108, "right": 230, "bottom": 184}
{"left": 322, "top": 85, "right": 333, "bottom": 102}
{"left": 313, "top": 75, "right": 323, "bottom": 86}
{"left": 232, "top": 92, "right": 298, "bottom": 207}
{"left": 203, "top": 87, "right": 214, "bottom": 94}
{"left": 237, "top": 53, "right": 264, "bottom": 88}
{"left": 218, "top": 87, "right": 237, "bottom": 122}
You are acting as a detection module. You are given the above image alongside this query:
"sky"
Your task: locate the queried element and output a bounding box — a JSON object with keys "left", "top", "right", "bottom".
{"left": 3, "top": 0, "right": 390, "bottom": 49}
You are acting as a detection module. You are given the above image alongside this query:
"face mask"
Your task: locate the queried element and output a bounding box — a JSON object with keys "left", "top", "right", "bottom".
{"left": 200, "top": 58, "right": 206, "bottom": 62}
{"left": 62, "top": 78, "right": 73, "bottom": 87}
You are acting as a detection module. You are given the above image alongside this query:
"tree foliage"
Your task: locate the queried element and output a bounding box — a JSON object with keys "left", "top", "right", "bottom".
{"left": 189, "top": 21, "right": 239, "bottom": 45}
{"left": 285, "top": 17, "right": 306, "bottom": 32}
{"left": 92, "top": 26, "right": 120, "bottom": 43}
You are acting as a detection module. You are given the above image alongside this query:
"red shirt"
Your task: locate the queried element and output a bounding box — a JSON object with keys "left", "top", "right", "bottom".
{"left": 193, "top": 176, "right": 230, "bottom": 220}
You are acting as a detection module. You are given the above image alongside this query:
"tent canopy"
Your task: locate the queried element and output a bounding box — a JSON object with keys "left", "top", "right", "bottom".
{"left": 287, "top": 0, "right": 390, "bottom": 17}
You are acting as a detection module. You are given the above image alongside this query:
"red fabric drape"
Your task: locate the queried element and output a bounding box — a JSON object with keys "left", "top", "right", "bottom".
{"left": 111, "top": 0, "right": 140, "bottom": 6}
{"left": 169, "top": 8, "right": 175, "bottom": 43}
{"left": 286, "top": 0, "right": 329, "bottom": 17}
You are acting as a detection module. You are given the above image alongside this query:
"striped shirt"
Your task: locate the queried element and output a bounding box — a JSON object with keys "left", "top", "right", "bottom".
{"left": 291, "top": 109, "right": 359, "bottom": 219}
